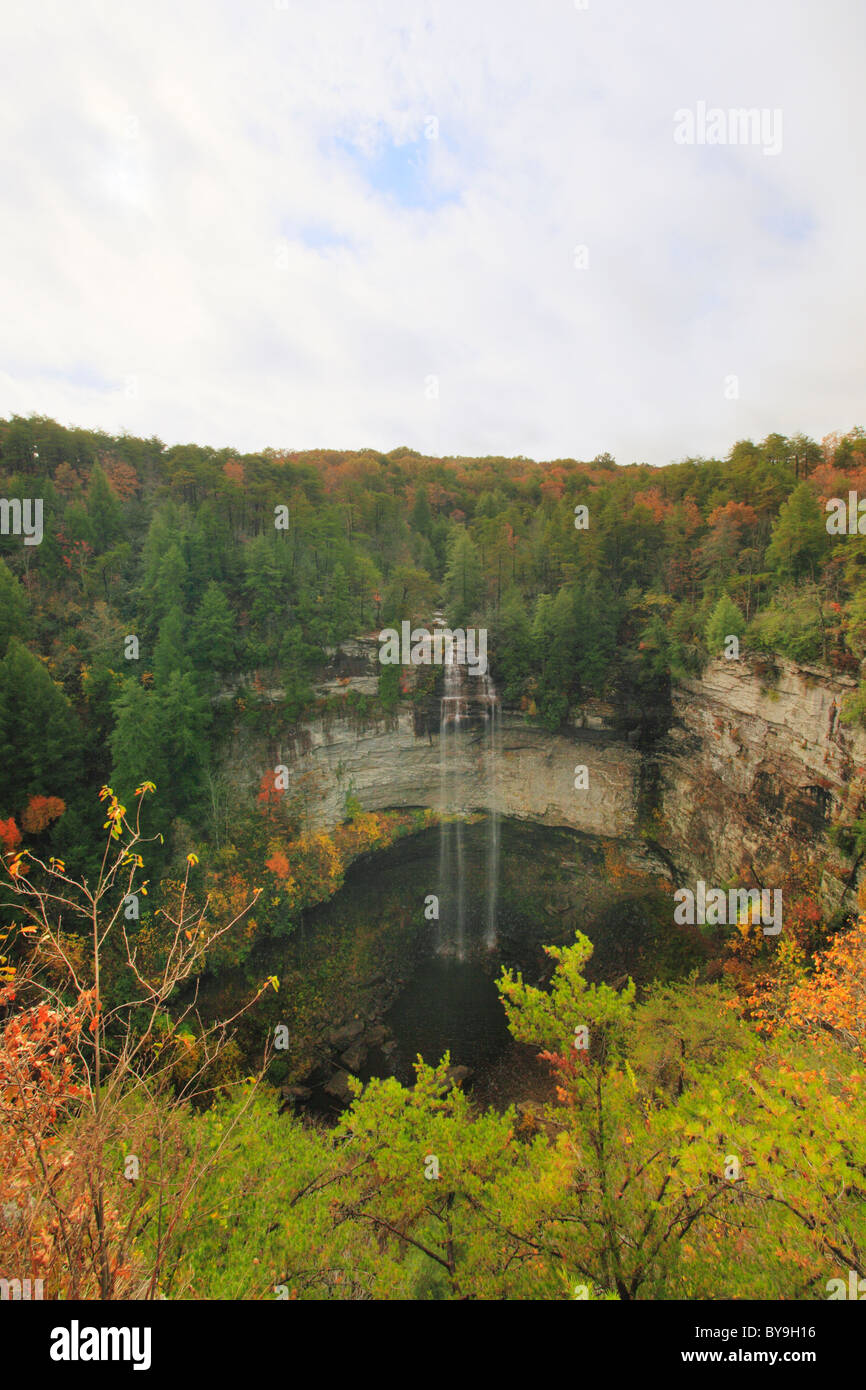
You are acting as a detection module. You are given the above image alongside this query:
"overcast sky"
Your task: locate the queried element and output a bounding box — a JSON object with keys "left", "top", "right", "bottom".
{"left": 1, "top": 0, "right": 863, "bottom": 466}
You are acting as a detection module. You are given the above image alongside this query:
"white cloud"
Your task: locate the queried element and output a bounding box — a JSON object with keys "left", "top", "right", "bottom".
{"left": 1, "top": 0, "right": 863, "bottom": 465}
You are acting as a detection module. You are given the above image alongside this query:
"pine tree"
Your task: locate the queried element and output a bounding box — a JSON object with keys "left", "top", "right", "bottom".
{"left": 495, "top": 590, "right": 532, "bottom": 702}
{"left": 191, "top": 582, "right": 237, "bottom": 679}
{"left": 0, "top": 639, "right": 81, "bottom": 808}
{"left": 444, "top": 528, "right": 483, "bottom": 626}
{"left": 766, "top": 483, "right": 829, "bottom": 580}
{"left": 153, "top": 606, "right": 190, "bottom": 687}
{"left": 409, "top": 486, "right": 432, "bottom": 537}
{"left": 109, "top": 679, "right": 166, "bottom": 803}
{"left": 0, "top": 559, "right": 27, "bottom": 658}
{"left": 705, "top": 593, "right": 745, "bottom": 655}
{"left": 86, "top": 464, "right": 123, "bottom": 551}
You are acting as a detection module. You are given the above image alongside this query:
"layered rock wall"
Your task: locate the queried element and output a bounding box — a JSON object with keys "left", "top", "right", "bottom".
{"left": 223, "top": 707, "right": 640, "bottom": 842}
{"left": 220, "top": 649, "right": 866, "bottom": 903}
{"left": 656, "top": 656, "right": 866, "bottom": 902}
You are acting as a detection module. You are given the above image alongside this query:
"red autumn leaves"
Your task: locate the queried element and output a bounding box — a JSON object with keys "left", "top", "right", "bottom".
{"left": 0, "top": 795, "right": 66, "bottom": 850}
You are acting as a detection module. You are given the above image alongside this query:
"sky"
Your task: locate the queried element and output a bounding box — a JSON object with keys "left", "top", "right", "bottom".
{"left": 1, "top": 0, "right": 864, "bottom": 467}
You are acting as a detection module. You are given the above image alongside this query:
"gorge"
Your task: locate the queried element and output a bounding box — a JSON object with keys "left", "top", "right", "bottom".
{"left": 221, "top": 641, "right": 866, "bottom": 908}
{"left": 208, "top": 641, "right": 866, "bottom": 1113}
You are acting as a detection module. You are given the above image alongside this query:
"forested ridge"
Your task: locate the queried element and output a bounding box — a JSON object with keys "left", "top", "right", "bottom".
{"left": 2, "top": 413, "right": 866, "bottom": 1300}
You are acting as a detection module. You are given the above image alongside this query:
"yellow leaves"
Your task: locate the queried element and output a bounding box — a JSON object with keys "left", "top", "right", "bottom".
{"left": 186, "top": 853, "right": 199, "bottom": 867}
{"left": 8, "top": 854, "right": 29, "bottom": 880}
{"left": 265, "top": 975, "right": 280, "bottom": 993}
{"left": 100, "top": 789, "right": 126, "bottom": 838}
{"left": 135, "top": 781, "right": 156, "bottom": 796}
{"left": 48, "top": 857, "right": 66, "bottom": 875}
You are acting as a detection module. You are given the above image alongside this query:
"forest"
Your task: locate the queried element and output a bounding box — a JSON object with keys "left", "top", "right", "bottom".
{"left": 2, "top": 413, "right": 866, "bottom": 1300}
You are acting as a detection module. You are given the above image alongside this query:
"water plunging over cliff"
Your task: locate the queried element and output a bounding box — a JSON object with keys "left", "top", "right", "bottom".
{"left": 436, "top": 644, "right": 500, "bottom": 957}
{"left": 483, "top": 672, "right": 501, "bottom": 949}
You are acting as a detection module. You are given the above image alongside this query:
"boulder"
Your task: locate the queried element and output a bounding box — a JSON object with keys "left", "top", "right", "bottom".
{"left": 326, "top": 1019, "right": 365, "bottom": 1051}
{"left": 339, "top": 1042, "right": 367, "bottom": 1073}
{"left": 443, "top": 1064, "right": 473, "bottom": 1090}
{"left": 324, "top": 1070, "right": 355, "bottom": 1105}
{"left": 280, "top": 1083, "right": 312, "bottom": 1104}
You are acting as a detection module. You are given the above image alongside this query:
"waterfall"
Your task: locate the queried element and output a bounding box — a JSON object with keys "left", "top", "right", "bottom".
{"left": 436, "top": 638, "right": 500, "bottom": 957}
{"left": 438, "top": 642, "right": 466, "bottom": 958}
{"left": 484, "top": 673, "right": 500, "bottom": 949}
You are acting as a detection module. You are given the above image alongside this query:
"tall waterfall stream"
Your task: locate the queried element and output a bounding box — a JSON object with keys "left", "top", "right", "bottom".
{"left": 436, "top": 644, "right": 501, "bottom": 959}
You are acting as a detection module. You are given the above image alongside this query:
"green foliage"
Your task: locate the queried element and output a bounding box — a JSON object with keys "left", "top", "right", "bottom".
{"left": 705, "top": 593, "right": 745, "bottom": 655}
{"left": 747, "top": 584, "right": 826, "bottom": 662}
{"left": 191, "top": 582, "right": 236, "bottom": 679}
{"left": 0, "top": 558, "right": 27, "bottom": 658}
{"left": 141, "top": 929, "right": 866, "bottom": 1301}
{"left": 444, "top": 528, "right": 483, "bottom": 626}
{"left": 0, "top": 637, "right": 81, "bottom": 811}
{"left": 153, "top": 606, "right": 190, "bottom": 686}
{"left": 493, "top": 589, "right": 532, "bottom": 702}
{"left": 766, "top": 483, "right": 829, "bottom": 580}
{"left": 377, "top": 659, "right": 401, "bottom": 711}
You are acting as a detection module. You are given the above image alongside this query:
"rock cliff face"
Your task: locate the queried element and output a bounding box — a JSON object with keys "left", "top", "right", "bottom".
{"left": 656, "top": 655, "right": 866, "bottom": 904}
{"left": 224, "top": 707, "right": 641, "bottom": 841}
{"left": 220, "top": 649, "right": 866, "bottom": 904}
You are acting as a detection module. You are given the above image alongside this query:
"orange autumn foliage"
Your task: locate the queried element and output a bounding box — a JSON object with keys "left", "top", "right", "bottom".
{"left": 223, "top": 459, "right": 246, "bottom": 485}
{"left": 256, "top": 771, "right": 287, "bottom": 822}
{"left": 0, "top": 817, "right": 22, "bottom": 851}
{"left": 265, "top": 850, "right": 292, "bottom": 881}
{"left": 0, "top": 991, "right": 97, "bottom": 1292}
{"left": 103, "top": 456, "right": 140, "bottom": 500}
{"left": 786, "top": 913, "right": 866, "bottom": 1059}
{"left": 21, "top": 795, "right": 66, "bottom": 834}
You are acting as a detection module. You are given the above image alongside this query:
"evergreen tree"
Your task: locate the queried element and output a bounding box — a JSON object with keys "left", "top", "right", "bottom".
{"left": 573, "top": 578, "right": 619, "bottom": 694}
{"left": 766, "top": 483, "right": 829, "bottom": 580}
{"left": 444, "top": 528, "right": 483, "bottom": 626}
{"left": 531, "top": 590, "right": 573, "bottom": 728}
{"left": 153, "top": 606, "right": 190, "bottom": 687}
{"left": 0, "top": 639, "right": 81, "bottom": 810}
{"left": 157, "top": 671, "right": 211, "bottom": 818}
{"left": 409, "top": 486, "right": 432, "bottom": 537}
{"left": 191, "top": 582, "right": 237, "bottom": 678}
{"left": 109, "top": 679, "right": 166, "bottom": 804}
{"left": 705, "top": 593, "right": 746, "bottom": 655}
{"left": 86, "top": 464, "right": 123, "bottom": 551}
{"left": 0, "top": 559, "right": 27, "bottom": 658}
{"left": 152, "top": 544, "right": 190, "bottom": 622}
{"left": 494, "top": 590, "right": 532, "bottom": 702}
